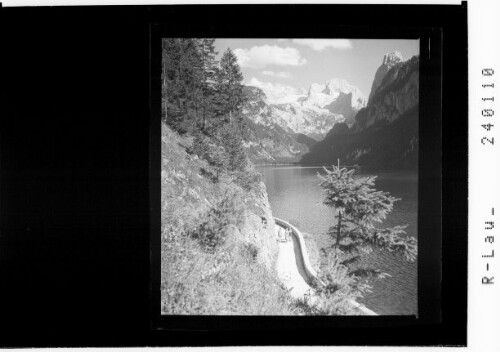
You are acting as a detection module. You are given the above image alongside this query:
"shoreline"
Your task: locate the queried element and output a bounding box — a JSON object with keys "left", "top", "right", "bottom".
{"left": 256, "top": 163, "right": 418, "bottom": 172}
{"left": 274, "top": 217, "right": 378, "bottom": 316}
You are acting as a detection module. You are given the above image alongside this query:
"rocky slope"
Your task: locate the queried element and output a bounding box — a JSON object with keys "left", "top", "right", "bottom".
{"left": 161, "top": 123, "right": 279, "bottom": 270}
{"left": 242, "top": 79, "right": 366, "bottom": 164}
{"left": 161, "top": 123, "right": 304, "bottom": 315}
{"left": 300, "top": 54, "right": 419, "bottom": 169}
{"left": 243, "top": 116, "right": 309, "bottom": 164}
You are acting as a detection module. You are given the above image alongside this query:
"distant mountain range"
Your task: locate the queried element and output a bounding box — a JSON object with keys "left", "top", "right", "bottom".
{"left": 300, "top": 53, "right": 419, "bottom": 169}
{"left": 242, "top": 51, "right": 419, "bottom": 168}
{"left": 242, "top": 78, "right": 367, "bottom": 164}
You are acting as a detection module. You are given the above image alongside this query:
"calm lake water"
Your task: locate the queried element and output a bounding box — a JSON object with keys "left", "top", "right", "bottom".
{"left": 258, "top": 165, "right": 418, "bottom": 315}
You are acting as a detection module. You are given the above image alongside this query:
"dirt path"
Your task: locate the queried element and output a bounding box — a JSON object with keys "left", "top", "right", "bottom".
{"left": 275, "top": 226, "right": 314, "bottom": 301}
{"left": 273, "top": 220, "right": 377, "bottom": 315}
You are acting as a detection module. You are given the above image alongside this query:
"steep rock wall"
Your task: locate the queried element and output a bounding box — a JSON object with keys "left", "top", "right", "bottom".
{"left": 300, "top": 55, "right": 419, "bottom": 169}
{"left": 368, "top": 51, "right": 404, "bottom": 104}
{"left": 353, "top": 57, "right": 419, "bottom": 132}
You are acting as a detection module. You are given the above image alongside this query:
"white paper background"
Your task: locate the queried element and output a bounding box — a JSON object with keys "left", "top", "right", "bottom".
{"left": 469, "top": 1, "right": 500, "bottom": 352}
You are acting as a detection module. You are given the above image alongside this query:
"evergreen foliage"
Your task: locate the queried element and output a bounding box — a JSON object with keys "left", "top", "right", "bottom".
{"left": 312, "top": 251, "right": 371, "bottom": 315}
{"left": 217, "top": 122, "right": 248, "bottom": 172}
{"left": 161, "top": 40, "right": 316, "bottom": 316}
{"left": 188, "top": 195, "right": 243, "bottom": 251}
{"left": 162, "top": 38, "right": 204, "bottom": 133}
{"left": 162, "top": 39, "right": 249, "bottom": 174}
{"left": 195, "top": 38, "right": 219, "bottom": 130}
{"left": 191, "top": 132, "right": 227, "bottom": 180}
{"left": 318, "top": 163, "right": 418, "bottom": 279}
{"left": 214, "top": 48, "right": 245, "bottom": 123}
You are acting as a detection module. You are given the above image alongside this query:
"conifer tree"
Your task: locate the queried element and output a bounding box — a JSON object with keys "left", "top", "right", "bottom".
{"left": 215, "top": 48, "right": 245, "bottom": 123}
{"left": 318, "top": 162, "right": 417, "bottom": 278}
{"left": 162, "top": 38, "right": 182, "bottom": 126}
{"left": 195, "top": 38, "right": 218, "bottom": 130}
{"left": 162, "top": 38, "right": 205, "bottom": 133}
{"left": 217, "top": 122, "right": 248, "bottom": 172}
{"left": 162, "top": 40, "right": 249, "bottom": 171}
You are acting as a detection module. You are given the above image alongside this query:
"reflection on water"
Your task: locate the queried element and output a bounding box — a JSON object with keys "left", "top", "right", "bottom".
{"left": 258, "top": 165, "right": 418, "bottom": 315}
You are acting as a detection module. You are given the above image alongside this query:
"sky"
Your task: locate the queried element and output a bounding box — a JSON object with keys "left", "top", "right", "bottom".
{"left": 214, "top": 39, "right": 419, "bottom": 98}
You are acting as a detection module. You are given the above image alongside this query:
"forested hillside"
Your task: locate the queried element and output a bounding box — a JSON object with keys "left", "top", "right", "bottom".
{"left": 161, "top": 39, "right": 303, "bottom": 315}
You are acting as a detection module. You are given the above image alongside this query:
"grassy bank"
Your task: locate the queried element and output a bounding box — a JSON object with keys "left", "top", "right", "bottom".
{"left": 161, "top": 123, "right": 302, "bottom": 315}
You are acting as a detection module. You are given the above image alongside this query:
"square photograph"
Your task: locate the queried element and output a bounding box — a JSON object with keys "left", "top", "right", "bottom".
{"left": 160, "top": 38, "right": 420, "bottom": 316}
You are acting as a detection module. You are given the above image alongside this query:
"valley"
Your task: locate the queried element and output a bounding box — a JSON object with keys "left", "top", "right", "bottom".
{"left": 242, "top": 51, "right": 419, "bottom": 170}
{"left": 242, "top": 78, "right": 367, "bottom": 164}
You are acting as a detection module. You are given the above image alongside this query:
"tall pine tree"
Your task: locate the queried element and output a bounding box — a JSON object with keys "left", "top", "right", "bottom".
{"left": 215, "top": 48, "right": 245, "bottom": 123}
{"left": 162, "top": 40, "right": 249, "bottom": 171}
{"left": 195, "top": 38, "right": 218, "bottom": 131}
{"left": 162, "top": 38, "right": 205, "bottom": 134}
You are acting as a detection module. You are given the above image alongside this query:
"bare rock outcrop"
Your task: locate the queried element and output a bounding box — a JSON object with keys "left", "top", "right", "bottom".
{"left": 353, "top": 55, "right": 419, "bottom": 132}
{"left": 368, "top": 51, "right": 404, "bottom": 104}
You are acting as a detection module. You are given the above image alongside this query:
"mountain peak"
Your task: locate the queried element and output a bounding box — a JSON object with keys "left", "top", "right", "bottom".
{"left": 325, "top": 77, "right": 349, "bottom": 86}
{"left": 323, "top": 78, "right": 351, "bottom": 94}
{"left": 382, "top": 51, "right": 404, "bottom": 66}
{"left": 368, "top": 51, "right": 405, "bottom": 103}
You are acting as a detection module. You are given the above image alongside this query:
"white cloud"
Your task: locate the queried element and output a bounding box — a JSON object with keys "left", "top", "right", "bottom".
{"left": 292, "top": 39, "right": 353, "bottom": 51}
{"left": 262, "top": 70, "right": 292, "bottom": 79}
{"left": 247, "top": 77, "right": 292, "bottom": 92}
{"left": 233, "top": 45, "right": 307, "bottom": 69}
{"left": 246, "top": 77, "right": 302, "bottom": 104}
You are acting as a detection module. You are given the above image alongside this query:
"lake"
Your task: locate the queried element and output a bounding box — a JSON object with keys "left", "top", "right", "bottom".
{"left": 258, "top": 165, "right": 418, "bottom": 315}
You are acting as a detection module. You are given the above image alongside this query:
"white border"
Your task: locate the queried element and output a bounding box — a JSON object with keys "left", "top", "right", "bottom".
{"left": 469, "top": 0, "right": 500, "bottom": 351}
{"left": 2, "top": 0, "right": 462, "bottom": 7}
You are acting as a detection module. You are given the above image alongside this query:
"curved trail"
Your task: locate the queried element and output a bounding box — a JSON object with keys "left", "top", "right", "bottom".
{"left": 275, "top": 233, "right": 314, "bottom": 300}
{"left": 274, "top": 217, "right": 377, "bottom": 315}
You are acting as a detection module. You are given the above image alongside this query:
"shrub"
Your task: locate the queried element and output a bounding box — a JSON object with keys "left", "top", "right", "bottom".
{"left": 191, "top": 132, "right": 228, "bottom": 181}
{"left": 188, "top": 194, "right": 244, "bottom": 250}
{"left": 161, "top": 229, "right": 302, "bottom": 315}
{"left": 217, "top": 123, "right": 248, "bottom": 172}
{"left": 311, "top": 250, "right": 370, "bottom": 315}
{"left": 244, "top": 242, "right": 259, "bottom": 262}
{"left": 190, "top": 132, "right": 208, "bottom": 158}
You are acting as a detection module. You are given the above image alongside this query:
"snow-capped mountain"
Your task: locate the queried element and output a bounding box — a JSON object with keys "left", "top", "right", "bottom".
{"left": 241, "top": 78, "right": 366, "bottom": 164}
{"left": 301, "top": 53, "right": 420, "bottom": 169}
{"left": 244, "top": 77, "right": 366, "bottom": 137}
{"left": 306, "top": 78, "right": 366, "bottom": 112}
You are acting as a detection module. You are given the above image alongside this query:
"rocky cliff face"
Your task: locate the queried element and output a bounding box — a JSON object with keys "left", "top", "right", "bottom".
{"left": 242, "top": 79, "right": 366, "bottom": 164}
{"left": 300, "top": 54, "right": 419, "bottom": 169}
{"left": 308, "top": 78, "right": 366, "bottom": 112}
{"left": 353, "top": 55, "right": 419, "bottom": 132}
{"left": 242, "top": 86, "right": 344, "bottom": 138}
{"left": 243, "top": 115, "right": 310, "bottom": 164}
{"left": 368, "top": 51, "right": 404, "bottom": 104}
{"left": 161, "top": 123, "right": 279, "bottom": 270}
{"left": 324, "top": 92, "right": 358, "bottom": 125}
